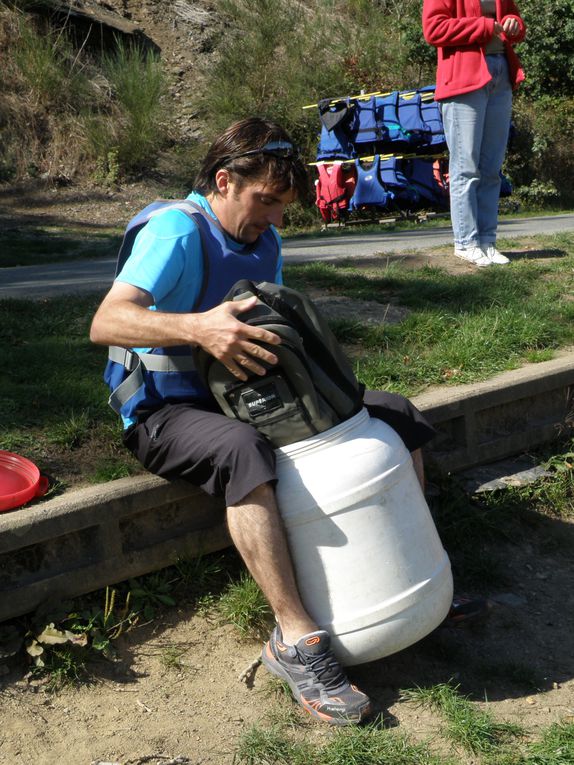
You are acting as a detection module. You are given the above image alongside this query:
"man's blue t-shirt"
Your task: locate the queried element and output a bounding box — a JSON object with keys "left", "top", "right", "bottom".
{"left": 113, "top": 191, "right": 283, "bottom": 428}
{"left": 116, "top": 192, "right": 283, "bottom": 309}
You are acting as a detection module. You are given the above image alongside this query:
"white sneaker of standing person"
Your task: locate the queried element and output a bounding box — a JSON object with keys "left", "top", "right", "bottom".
{"left": 481, "top": 243, "right": 510, "bottom": 265}
{"left": 454, "top": 245, "right": 492, "bottom": 267}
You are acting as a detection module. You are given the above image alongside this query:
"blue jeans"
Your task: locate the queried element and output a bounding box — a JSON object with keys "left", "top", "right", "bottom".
{"left": 441, "top": 55, "right": 513, "bottom": 249}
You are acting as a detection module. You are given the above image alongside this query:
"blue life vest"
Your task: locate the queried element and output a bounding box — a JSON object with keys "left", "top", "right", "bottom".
{"left": 316, "top": 99, "right": 356, "bottom": 160}
{"left": 402, "top": 159, "right": 449, "bottom": 208}
{"left": 349, "top": 155, "right": 394, "bottom": 211}
{"left": 350, "top": 97, "right": 383, "bottom": 154}
{"left": 375, "top": 92, "right": 404, "bottom": 144}
{"left": 379, "top": 158, "right": 420, "bottom": 207}
{"left": 419, "top": 87, "right": 446, "bottom": 150}
{"left": 104, "top": 200, "right": 279, "bottom": 423}
{"left": 397, "top": 92, "right": 432, "bottom": 147}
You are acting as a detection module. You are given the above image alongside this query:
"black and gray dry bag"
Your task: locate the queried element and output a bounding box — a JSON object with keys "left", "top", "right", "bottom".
{"left": 194, "top": 280, "right": 364, "bottom": 448}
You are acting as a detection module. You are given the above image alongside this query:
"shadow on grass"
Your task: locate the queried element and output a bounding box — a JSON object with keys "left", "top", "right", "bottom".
{"left": 0, "top": 228, "right": 122, "bottom": 268}
{"left": 507, "top": 248, "right": 569, "bottom": 261}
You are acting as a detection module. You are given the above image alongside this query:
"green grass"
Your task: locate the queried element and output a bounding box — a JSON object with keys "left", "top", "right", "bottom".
{"left": 217, "top": 570, "right": 273, "bottom": 638}
{"left": 0, "top": 293, "right": 139, "bottom": 485}
{"left": 285, "top": 237, "right": 574, "bottom": 396}
{"left": 235, "top": 722, "right": 450, "bottom": 765}
{"left": 402, "top": 682, "right": 523, "bottom": 755}
{"left": 2, "top": 233, "right": 574, "bottom": 488}
{"left": 0, "top": 227, "right": 122, "bottom": 268}
{"left": 233, "top": 719, "right": 574, "bottom": 765}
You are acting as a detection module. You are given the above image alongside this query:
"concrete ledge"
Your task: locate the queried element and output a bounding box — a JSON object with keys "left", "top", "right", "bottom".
{"left": 0, "top": 475, "right": 229, "bottom": 622}
{"left": 1, "top": 351, "right": 573, "bottom": 623}
{"left": 414, "top": 350, "right": 574, "bottom": 473}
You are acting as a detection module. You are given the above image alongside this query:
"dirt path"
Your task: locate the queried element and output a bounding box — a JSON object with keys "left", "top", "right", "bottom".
{"left": 1, "top": 501, "right": 573, "bottom": 765}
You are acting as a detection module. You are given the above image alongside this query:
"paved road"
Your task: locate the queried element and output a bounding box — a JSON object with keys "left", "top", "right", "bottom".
{"left": 2, "top": 213, "right": 574, "bottom": 299}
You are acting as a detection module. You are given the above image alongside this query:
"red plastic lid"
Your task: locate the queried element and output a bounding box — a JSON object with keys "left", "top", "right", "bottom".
{"left": 0, "top": 450, "right": 49, "bottom": 512}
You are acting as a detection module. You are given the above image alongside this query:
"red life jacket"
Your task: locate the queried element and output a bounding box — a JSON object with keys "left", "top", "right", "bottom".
{"left": 315, "top": 162, "right": 356, "bottom": 222}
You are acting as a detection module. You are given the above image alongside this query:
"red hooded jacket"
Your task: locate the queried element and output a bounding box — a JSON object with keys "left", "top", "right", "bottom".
{"left": 422, "top": 0, "right": 526, "bottom": 100}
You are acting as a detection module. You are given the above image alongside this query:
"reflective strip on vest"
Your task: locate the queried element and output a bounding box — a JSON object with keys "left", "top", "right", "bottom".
{"left": 107, "top": 346, "right": 198, "bottom": 414}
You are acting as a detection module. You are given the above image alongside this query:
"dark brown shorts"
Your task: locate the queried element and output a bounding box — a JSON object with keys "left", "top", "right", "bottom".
{"left": 124, "top": 391, "right": 435, "bottom": 507}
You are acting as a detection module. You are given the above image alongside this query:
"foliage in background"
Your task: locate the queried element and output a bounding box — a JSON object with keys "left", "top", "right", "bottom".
{"left": 519, "top": 0, "right": 574, "bottom": 100}
{"left": 2, "top": 0, "right": 574, "bottom": 203}
{"left": 200, "top": 0, "right": 434, "bottom": 151}
{"left": 98, "top": 39, "right": 165, "bottom": 172}
{"left": 0, "top": 3, "right": 167, "bottom": 182}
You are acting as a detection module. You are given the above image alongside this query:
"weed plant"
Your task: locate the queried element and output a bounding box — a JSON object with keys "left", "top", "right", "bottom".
{"left": 402, "top": 682, "right": 523, "bottom": 754}
{"left": 100, "top": 40, "right": 165, "bottom": 172}
{"left": 235, "top": 721, "right": 451, "bottom": 765}
{"left": 1, "top": 7, "right": 167, "bottom": 180}
{"left": 218, "top": 570, "right": 273, "bottom": 639}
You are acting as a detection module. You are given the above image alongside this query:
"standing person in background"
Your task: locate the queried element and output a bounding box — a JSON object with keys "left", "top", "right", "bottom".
{"left": 423, "top": 0, "right": 526, "bottom": 267}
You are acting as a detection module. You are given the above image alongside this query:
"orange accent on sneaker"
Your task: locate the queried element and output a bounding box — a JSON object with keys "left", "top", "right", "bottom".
{"left": 305, "top": 636, "right": 321, "bottom": 646}
{"left": 301, "top": 695, "right": 334, "bottom": 722}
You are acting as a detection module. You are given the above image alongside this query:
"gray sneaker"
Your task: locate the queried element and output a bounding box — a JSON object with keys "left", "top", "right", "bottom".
{"left": 454, "top": 246, "right": 492, "bottom": 267}
{"left": 262, "top": 626, "right": 372, "bottom": 725}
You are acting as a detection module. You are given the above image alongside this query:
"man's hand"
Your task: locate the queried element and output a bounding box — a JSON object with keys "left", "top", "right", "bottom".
{"left": 193, "top": 296, "right": 281, "bottom": 381}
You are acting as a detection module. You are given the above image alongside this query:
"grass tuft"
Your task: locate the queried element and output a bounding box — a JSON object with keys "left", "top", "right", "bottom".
{"left": 218, "top": 571, "right": 273, "bottom": 639}
{"left": 401, "top": 682, "right": 524, "bottom": 754}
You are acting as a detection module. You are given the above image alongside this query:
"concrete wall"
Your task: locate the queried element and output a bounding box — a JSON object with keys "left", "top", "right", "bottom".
{"left": 1, "top": 352, "right": 573, "bottom": 622}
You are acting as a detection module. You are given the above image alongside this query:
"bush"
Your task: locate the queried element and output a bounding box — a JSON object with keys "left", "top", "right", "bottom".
{"left": 507, "top": 96, "right": 574, "bottom": 206}
{"left": 101, "top": 40, "right": 166, "bottom": 172}
{"left": 519, "top": 0, "right": 574, "bottom": 99}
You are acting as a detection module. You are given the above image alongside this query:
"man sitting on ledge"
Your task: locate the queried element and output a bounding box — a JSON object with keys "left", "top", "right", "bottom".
{"left": 90, "top": 117, "right": 436, "bottom": 725}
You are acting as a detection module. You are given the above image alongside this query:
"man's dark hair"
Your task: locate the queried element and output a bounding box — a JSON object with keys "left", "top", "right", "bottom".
{"left": 194, "top": 117, "right": 309, "bottom": 201}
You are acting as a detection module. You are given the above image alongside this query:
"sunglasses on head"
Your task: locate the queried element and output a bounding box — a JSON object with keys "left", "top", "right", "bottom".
{"left": 221, "top": 140, "right": 299, "bottom": 165}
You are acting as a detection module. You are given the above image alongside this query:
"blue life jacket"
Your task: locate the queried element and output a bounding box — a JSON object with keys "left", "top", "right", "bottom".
{"left": 375, "top": 92, "right": 404, "bottom": 143}
{"left": 104, "top": 200, "right": 280, "bottom": 423}
{"left": 418, "top": 87, "right": 446, "bottom": 150}
{"left": 402, "top": 159, "right": 449, "bottom": 208}
{"left": 379, "top": 158, "right": 420, "bottom": 207}
{"left": 316, "top": 98, "right": 356, "bottom": 160}
{"left": 349, "top": 155, "right": 394, "bottom": 211}
{"left": 350, "top": 96, "right": 384, "bottom": 154}
{"left": 397, "top": 92, "right": 432, "bottom": 147}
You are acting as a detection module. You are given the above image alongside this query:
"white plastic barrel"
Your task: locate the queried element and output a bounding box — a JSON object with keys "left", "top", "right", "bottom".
{"left": 274, "top": 407, "right": 453, "bottom": 666}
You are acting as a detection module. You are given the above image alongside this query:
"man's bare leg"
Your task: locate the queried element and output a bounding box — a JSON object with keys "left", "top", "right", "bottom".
{"left": 226, "top": 482, "right": 316, "bottom": 644}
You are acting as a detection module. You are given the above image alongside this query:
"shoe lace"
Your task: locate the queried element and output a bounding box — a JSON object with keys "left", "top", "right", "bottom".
{"left": 303, "top": 648, "right": 348, "bottom": 692}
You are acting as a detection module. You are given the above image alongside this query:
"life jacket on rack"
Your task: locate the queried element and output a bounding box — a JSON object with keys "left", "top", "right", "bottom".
{"left": 418, "top": 86, "right": 446, "bottom": 150}
{"left": 402, "top": 158, "right": 449, "bottom": 208}
{"left": 316, "top": 98, "right": 356, "bottom": 160}
{"left": 315, "top": 162, "right": 357, "bottom": 223}
{"left": 375, "top": 92, "right": 404, "bottom": 144}
{"left": 348, "top": 155, "right": 394, "bottom": 211}
{"left": 350, "top": 96, "right": 385, "bottom": 156}
{"left": 104, "top": 200, "right": 280, "bottom": 422}
{"left": 397, "top": 92, "right": 432, "bottom": 148}
{"left": 379, "top": 158, "right": 420, "bottom": 208}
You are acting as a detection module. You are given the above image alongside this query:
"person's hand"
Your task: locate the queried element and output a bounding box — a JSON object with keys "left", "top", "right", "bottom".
{"left": 502, "top": 17, "right": 520, "bottom": 37}
{"left": 193, "top": 296, "right": 281, "bottom": 380}
{"left": 493, "top": 18, "right": 520, "bottom": 39}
